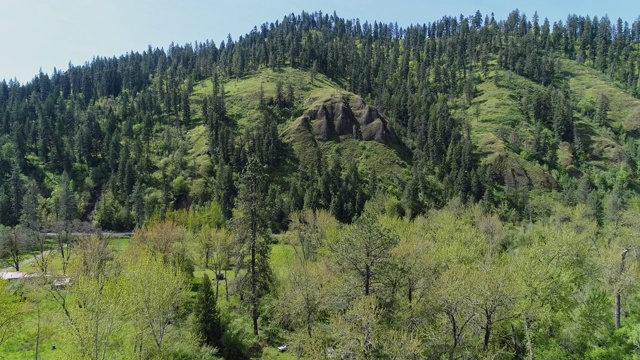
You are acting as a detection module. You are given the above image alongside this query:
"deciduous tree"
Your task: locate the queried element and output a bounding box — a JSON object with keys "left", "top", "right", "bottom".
{"left": 0, "top": 226, "right": 27, "bottom": 271}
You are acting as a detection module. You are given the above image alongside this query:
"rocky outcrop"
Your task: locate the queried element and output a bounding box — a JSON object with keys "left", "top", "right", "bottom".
{"left": 296, "top": 94, "right": 397, "bottom": 144}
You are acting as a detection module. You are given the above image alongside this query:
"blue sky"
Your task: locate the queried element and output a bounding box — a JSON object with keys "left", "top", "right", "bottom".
{"left": 1, "top": 0, "right": 638, "bottom": 83}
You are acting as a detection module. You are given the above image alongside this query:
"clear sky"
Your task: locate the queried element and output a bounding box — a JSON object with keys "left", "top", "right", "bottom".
{"left": 1, "top": 0, "right": 638, "bottom": 83}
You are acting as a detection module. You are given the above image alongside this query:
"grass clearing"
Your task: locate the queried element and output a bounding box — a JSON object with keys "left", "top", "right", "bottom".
{"left": 270, "top": 243, "right": 296, "bottom": 282}
{"left": 460, "top": 60, "right": 640, "bottom": 187}
{"left": 192, "top": 67, "right": 343, "bottom": 133}
{"left": 562, "top": 59, "right": 640, "bottom": 132}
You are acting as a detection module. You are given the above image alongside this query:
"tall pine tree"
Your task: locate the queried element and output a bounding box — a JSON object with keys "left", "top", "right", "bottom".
{"left": 195, "top": 274, "right": 223, "bottom": 350}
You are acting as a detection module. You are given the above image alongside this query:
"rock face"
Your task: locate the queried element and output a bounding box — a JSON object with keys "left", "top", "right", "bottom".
{"left": 297, "top": 94, "right": 397, "bottom": 144}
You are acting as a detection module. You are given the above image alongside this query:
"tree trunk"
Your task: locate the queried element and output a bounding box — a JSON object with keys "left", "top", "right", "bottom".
{"left": 483, "top": 309, "right": 492, "bottom": 351}
{"left": 365, "top": 264, "right": 370, "bottom": 296}
{"left": 59, "top": 232, "right": 69, "bottom": 275}
{"left": 136, "top": 329, "right": 144, "bottom": 360}
{"left": 615, "top": 290, "right": 622, "bottom": 330}
{"left": 224, "top": 270, "right": 229, "bottom": 301}
{"left": 13, "top": 256, "right": 19, "bottom": 272}
{"left": 215, "top": 277, "right": 220, "bottom": 301}
{"left": 306, "top": 297, "right": 312, "bottom": 338}
{"left": 448, "top": 312, "right": 458, "bottom": 360}
{"left": 615, "top": 248, "right": 630, "bottom": 329}
{"left": 363, "top": 314, "right": 371, "bottom": 359}
{"left": 524, "top": 315, "right": 534, "bottom": 360}
{"left": 251, "top": 215, "right": 258, "bottom": 335}
{"left": 60, "top": 245, "right": 66, "bottom": 275}
{"left": 11, "top": 229, "right": 20, "bottom": 271}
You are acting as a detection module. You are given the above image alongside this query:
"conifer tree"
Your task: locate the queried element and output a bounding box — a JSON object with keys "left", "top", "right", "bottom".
{"left": 182, "top": 87, "right": 191, "bottom": 127}
{"left": 195, "top": 274, "right": 223, "bottom": 350}
{"left": 130, "top": 180, "right": 145, "bottom": 228}
{"left": 310, "top": 60, "right": 317, "bottom": 85}
{"left": 333, "top": 213, "right": 399, "bottom": 296}
{"left": 403, "top": 169, "right": 424, "bottom": 218}
{"left": 58, "top": 171, "right": 76, "bottom": 225}
{"left": 233, "top": 156, "right": 273, "bottom": 335}
{"left": 20, "top": 180, "right": 40, "bottom": 232}
{"left": 7, "top": 160, "right": 22, "bottom": 226}
{"left": 596, "top": 93, "right": 610, "bottom": 126}
{"left": 0, "top": 188, "right": 11, "bottom": 227}
{"left": 215, "top": 163, "right": 235, "bottom": 220}
{"left": 275, "top": 81, "right": 285, "bottom": 108}
{"left": 286, "top": 83, "right": 295, "bottom": 108}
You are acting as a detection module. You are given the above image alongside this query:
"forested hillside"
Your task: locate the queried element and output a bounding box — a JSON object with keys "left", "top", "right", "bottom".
{"left": 1, "top": 10, "right": 640, "bottom": 227}
{"left": 1, "top": 9, "right": 640, "bottom": 359}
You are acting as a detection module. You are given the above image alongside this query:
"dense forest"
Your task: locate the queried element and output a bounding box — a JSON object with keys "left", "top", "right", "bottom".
{"left": 1, "top": 8, "right": 640, "bottom": 359}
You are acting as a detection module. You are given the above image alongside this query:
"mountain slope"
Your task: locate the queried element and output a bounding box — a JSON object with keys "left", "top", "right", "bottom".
{"left": 0, "top": 10, "right": 639, "bottom": 228}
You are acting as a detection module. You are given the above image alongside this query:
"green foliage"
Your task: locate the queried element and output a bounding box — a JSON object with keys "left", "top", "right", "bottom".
{"left": 3, "top": 7, "right": 640, "bottom": 359}
{"left": 233, "top": 156, "right": 274, "bottom": 335}
{"left": 214, "top": 164, "right": 235, "bottom": 220}
{"left": 194, "top": 274, "right": 223, "bottom": 350}
{"left": 94, "top": 187, "right": 133, "bottom": 231}
{"left": 332, "top": 212, "right": 399, "bottom": 296}
{"left": 2, "top": 9, "right": 637, "bottom": 232}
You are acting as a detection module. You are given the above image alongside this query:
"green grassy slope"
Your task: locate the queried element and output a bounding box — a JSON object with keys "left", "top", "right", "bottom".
{"left": 465, "top": 68, "right": 556, "bottom": 189}
{"left": 175, "top": 60, "right": 640, "bottom": 203}
{"left": 188, "top": 67, "right": 411, "bottom": 189}
{"left": 452, "top": 59, "right": 640, "bottom": 192}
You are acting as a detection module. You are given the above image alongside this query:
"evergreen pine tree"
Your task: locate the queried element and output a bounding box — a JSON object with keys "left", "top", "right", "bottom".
{"left": 195, "top": 274, "right": 223, "bottom": 350}
{"left": 21, "top": 180, "right": 40, "bottom": 231}
{"left": 182, "top": 88, "right": 191, "bottom": 127}
{"left": 310, "top": 60, "right": 317, "bottom": 85}
{"left": 595, "top": 93, "right": 610, "bottom": 126}
{"left": 286, "top": 83, "right": 295, "bottom": 108}
{"left": 0, "top": 188, "right": 12, "bottom": 226}
{"left": 7, "top": 160, "right": 23, "bottom": 226}
{"left": 58, "top": 171, "right": 76, "bottom": 224}
{"left": 130, "top": 180, "right": 145, "bottom": 228}
{"left": 275, "top": 81, "right": 285, "bottom": 108}
{"left": 403, "top": 169, "right": 424, "bottom": 219}
{"left": 216, "top": 163, "right": 235, "bottom": 219}
{"left": 234, "top": 156, "right": 273, "bottom": 335}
